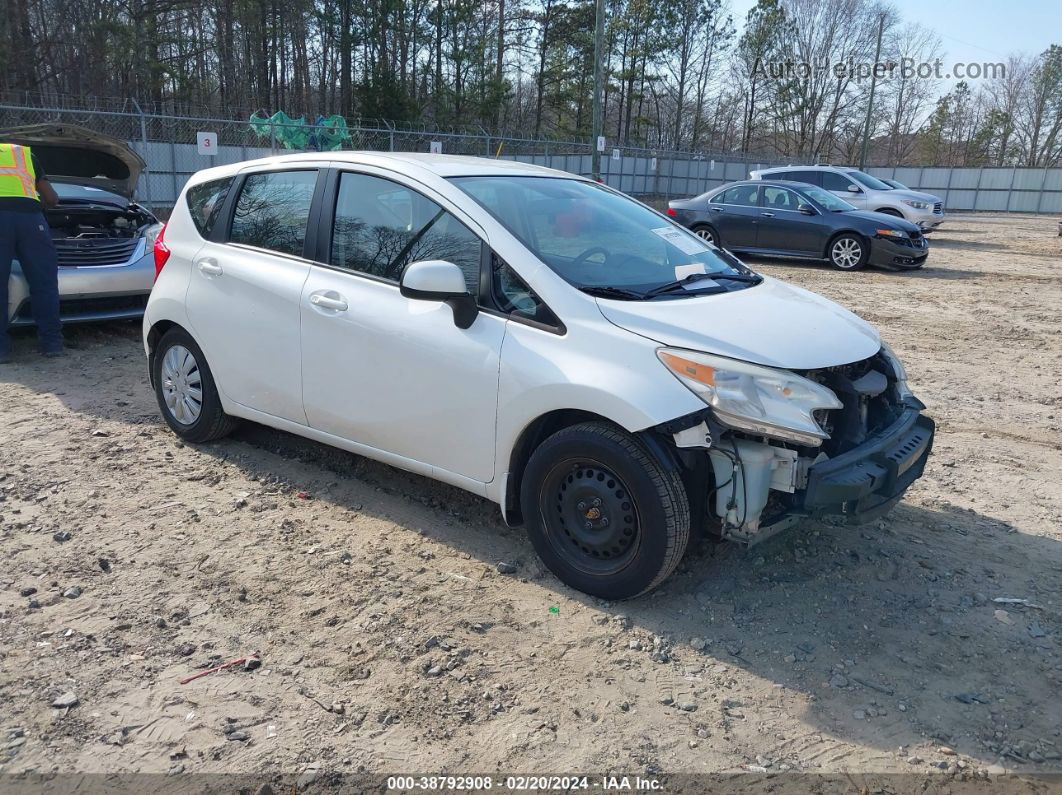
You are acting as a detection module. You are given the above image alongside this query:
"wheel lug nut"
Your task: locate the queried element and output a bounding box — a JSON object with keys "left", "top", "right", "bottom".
{"left": 585, "top": 521, "right": 593, "bottom": 529}
{"left": 576, "top": 501, "right": 587, "bottom": 511}
{"left": 601, "top": 517, "right": 609, "bottom": 527}
{"left": 591, "top": 497, "right": 602, "bottom": 507}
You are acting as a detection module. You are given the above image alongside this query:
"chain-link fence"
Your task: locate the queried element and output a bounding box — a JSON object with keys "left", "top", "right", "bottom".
{"left": 2, "top": 103, "right": 1060, "bottom": 214}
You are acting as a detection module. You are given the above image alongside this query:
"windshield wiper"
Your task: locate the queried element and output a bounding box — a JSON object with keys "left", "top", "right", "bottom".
{"left": 578, "top": 285, "right": 647, "bottom": 300}
{"left": 643, "top": 271, "right": 761, "bottom": 299}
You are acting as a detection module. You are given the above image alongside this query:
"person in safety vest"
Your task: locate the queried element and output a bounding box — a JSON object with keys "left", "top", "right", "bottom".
{"left": 1, "top": 141, "right": 63, "bottom": 362}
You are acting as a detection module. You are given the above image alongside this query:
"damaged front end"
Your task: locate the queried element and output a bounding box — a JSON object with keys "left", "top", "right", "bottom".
{"left": 658, "top": 345, "right": 934, "bottom": 545}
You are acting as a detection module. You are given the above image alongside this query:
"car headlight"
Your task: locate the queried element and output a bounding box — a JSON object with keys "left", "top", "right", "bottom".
{"left": 876, "top": 228, "right": 908, "bottom": 238}
{"left": 879, "top": 341, "right": 914, "bottom": 401}
{"left": 657, "top": 348, "right": 843, "bottom": 446}
{"left": 903, "top": 200, "right": 930, "bottom": 210}
{"left": 142, "top": 222, "right": 164, "bottom": 248}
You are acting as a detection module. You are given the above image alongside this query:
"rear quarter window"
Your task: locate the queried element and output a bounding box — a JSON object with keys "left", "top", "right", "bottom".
{"left": 185, "top": 177, "right": 234, "bottom": 237}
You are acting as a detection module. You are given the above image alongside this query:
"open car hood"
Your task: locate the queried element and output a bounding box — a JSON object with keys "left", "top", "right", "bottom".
{"left": 595, "top": 276, "right": 881, "bottom": 370}
{"left": 0, "top": 124, "right": 144, "bottom": 198}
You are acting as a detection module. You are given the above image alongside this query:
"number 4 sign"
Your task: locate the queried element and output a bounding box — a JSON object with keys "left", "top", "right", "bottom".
{"left": 197, "top": 131, "right": 218, "bottom": 156}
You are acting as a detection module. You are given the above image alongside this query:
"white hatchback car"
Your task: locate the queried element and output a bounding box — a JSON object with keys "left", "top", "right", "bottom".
{"left": 145, "top": 153, "right": 935, "bottom": 599}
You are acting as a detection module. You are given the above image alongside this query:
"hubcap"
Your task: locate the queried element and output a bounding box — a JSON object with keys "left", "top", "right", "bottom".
{"left": 161, "top": 344, "right": 203, "bottom": 425}
{"left": 695, "top": 228, "right": 715, "bottom": 245}
{"left": 542, "top": 460, "right": 640, "bottom": 576}
{"left": 831, "top": 238, "right": 862, "bottom": 268}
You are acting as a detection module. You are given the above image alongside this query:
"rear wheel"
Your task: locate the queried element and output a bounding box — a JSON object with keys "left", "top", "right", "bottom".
{"left": 521, "top": 421, "right": 690, "bottom": 599}
{"left": 153, "top": 328, "right": 237, "bottom": 442}
{"left": 692, "top": 225, "right": 718, "bottom": 246}
{"left": 828, "top": 234, "right": 868, "bottom": 271}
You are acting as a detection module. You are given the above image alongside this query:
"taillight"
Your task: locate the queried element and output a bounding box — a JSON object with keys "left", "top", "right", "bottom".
{"left": 153, "top": 223, "right": 171, "bottom": 281}
{"left": 666, "top": 207, "right": 678, "bottom": 217}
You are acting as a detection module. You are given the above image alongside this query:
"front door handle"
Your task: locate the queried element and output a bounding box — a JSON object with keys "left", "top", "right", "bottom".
{"left": 761, "top": 212, "right": 776, "bottom": 217}
{"left": 309, "top": 291, "right": 348, "bottom": 312}
{"left": 197, "top": 258, "right": 223, "bottom": 276}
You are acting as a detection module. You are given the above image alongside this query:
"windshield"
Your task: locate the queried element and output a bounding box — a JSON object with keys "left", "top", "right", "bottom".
{"left": 846, "top": 170, "right": 893, "bottom": 191}
{"left": 801, "top": 186, "right": 856, "bottom": 212}
{"left": 450, "top": 176, "right": 756, "bottom": 296}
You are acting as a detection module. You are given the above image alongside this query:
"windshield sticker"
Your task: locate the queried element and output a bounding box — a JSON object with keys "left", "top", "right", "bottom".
{"left": 674, "top": 263, "right": 707, "bottom": 280}
{"left": 651, "top": 226, "right": 708, "bottom": 256}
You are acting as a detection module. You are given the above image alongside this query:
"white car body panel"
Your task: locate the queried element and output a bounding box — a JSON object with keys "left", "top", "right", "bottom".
{"left": 594, "top": 275, "right": 881, "bottom": 370}
{"left": 146, "top": 151, "right": 891, "bottom": 507}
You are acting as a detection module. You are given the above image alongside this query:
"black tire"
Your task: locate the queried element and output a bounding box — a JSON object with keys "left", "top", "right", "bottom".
{"left": 153, "top": 327, "right": 237, "bottom": 443}
{"left": 874, "top": 208, "right": 904, "bottom": 218}
{"left": 692, "top": 224, "right": 719, "bottom": 247}
{"left": 827, "top": 233, "right": 868, "bottom": 271}
{"left": 520, "top": 421, "right": 690, "bottom": 600}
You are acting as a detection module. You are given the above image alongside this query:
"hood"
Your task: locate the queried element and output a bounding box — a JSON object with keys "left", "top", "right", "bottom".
{"left": 596, "top": 276, "right": 881, "bottom": 370}
{"left": 844, "top": 209, "right": 922, "bottom": 232}
{"left": 888, "top": 188, "right": 940, "bottom": 204}
{"left": 0, "top": 124, "right": 144, "bottom": 198}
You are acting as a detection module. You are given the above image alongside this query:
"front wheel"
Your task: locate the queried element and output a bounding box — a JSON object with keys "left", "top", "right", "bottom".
{"left": 153, "top": 327, "right": 237, "bottom": 442}
{"left": 828, "top": 234, "right": 868, "bottom": 271}
{"left": 520, "top": 422, "right": 690, "bottom": 599}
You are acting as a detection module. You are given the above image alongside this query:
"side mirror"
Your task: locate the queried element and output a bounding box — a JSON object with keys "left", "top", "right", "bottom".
{"left": 797, "top": 203, "right": 817, "bottom": 215}
{"left": 400, "top": 259, "right": 478, "bottom": 329}
{"left": 846, "top": 184, "right": 862, "bottom": 193}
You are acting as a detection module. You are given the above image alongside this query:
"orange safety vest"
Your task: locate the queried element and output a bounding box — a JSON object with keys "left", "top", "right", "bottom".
{"left": 0, "top": 142, "right": 40, "bottom": 201}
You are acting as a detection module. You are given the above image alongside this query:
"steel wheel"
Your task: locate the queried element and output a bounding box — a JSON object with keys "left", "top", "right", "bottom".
{"left": 160, "top": 344, "right": 203, "bottom": 425}
{"left": 540, "top": 459, "right": 641, "bottom": 577}
{"left": 694, "top": 227, "right": 717, "bottom": 245}
{"left": 830, "top": 237, "right": 864, "bottom": 269}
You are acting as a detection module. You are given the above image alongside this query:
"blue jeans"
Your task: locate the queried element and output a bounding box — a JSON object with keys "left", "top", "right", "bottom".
{"left": 1, "top": 209, "right": 63, "bottom": 356}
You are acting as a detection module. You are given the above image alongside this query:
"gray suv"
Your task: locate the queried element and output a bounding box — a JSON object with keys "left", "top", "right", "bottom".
{"left": 749, "top": 165, "right": 945, "bottom": 231}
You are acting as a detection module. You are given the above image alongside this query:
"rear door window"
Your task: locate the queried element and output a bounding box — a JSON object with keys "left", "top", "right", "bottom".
{"left": 186, "top": 177, "right": 234, "bottom": 237}
{"left": 786, "top": 170, "right": 822, "bottom": 186}
{"left": 229, "top": 170, "right": 319, "bottom": 257}
{"left": 719, "top": 185, "right": 760, "bottom": 207}
{"left": 822, "top": 171, "right": 858, "bottom": 192}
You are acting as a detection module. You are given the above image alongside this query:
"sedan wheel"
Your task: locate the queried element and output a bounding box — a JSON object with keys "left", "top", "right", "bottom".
{"left": 829, "top": 235, "right": 866, "bottom": 270}
{"left": 693, "top": 226, "right": 717, "bottom": 246}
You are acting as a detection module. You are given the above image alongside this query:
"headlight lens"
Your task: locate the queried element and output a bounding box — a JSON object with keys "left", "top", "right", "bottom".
{"left": 879, "top": 341, "right": 914, "bottom": 401}
{"left": 142, "top": 222, "right": 164, "bottom": 248}
{"left": 876, "top": 228, "right": 908, "bottom": 238}
{"left": 903, "top": 200, "right": 929, "bottom": 210}
{"left": 658, "top": 348, "right": 843, "bottom": 446}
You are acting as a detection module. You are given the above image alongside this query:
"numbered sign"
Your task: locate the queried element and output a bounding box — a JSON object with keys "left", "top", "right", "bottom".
{"left": 196, "top": 131, "right": 218, "bottom": 156}
{"left": 611, "top": 148, "right": 621, "bottom": 161}
{"left": 429, "top": 141, "right": 443, "bottom": 154}
{"left": 650, "top": 157, "right": 658, "bottom": 170}
{"left": 596, "top": 136, "right": 606, "bottom": 153}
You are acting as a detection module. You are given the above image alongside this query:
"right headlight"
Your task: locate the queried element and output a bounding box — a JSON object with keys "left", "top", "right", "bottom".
{"left": 879, "top": 341, "right": 914, "bottom": 401}
{"left": 658, "top": 348, "right": 843, "bottom": 446}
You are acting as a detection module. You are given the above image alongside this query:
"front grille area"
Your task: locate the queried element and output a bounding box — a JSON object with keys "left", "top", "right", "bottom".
{"left": 54, "top": 237, "right": 140, "bottom": 267}
{"left": 802, "top": 353, "right": 905, "bottom": 456}
{"left": 933, "top": 202, "right": 943, "bottom": 214}
{"left": 17, "top": 294, "right": 148, "bottom": 322}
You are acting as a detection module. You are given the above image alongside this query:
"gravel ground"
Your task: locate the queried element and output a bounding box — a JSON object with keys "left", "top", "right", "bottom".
{"left": 0, "top": 212, "right": 1060, "bottom": 786}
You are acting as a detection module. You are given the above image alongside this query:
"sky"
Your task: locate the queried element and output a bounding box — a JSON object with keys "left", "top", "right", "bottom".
{"left": 727, "top": 0, "right": 1060, "bottom": 84}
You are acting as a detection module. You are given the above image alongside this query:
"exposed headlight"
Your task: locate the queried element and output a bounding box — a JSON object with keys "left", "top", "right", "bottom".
{"left": 876, "top": 228, "right": 908, "bottom": 238}
{"left": 879, "top": 341, "right": 914, "bottom": 401}
{"left": 142, "top": 222, "right": 164, "bottom": 248}
{"left": 903, "top": 200, "right": 930, "bottom": 210}
{"left": 657, "top": 348, "right": 843, "bottom": 446}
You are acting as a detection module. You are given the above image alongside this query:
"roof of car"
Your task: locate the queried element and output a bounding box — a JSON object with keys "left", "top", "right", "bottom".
{"left": 198, "top": 151, "right": 579, "bottom": 180}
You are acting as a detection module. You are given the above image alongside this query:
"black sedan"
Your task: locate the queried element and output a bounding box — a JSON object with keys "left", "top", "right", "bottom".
{"left": 667, "top": 180, "right": 929, "bottom": 271}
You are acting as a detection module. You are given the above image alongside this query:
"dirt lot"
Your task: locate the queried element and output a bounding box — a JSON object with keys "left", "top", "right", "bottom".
{"left": 1, "top": 212, "right": 1060, "bottom": 787}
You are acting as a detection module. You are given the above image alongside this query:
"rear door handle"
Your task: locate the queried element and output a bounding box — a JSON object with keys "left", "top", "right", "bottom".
{"left": 309, "top": 291, "right": 348, "bottom": 312}
{"left": 197, "top": 258, "right": 223, "bottom": 276}
{"left": 761, "top": 212, "right": 776, "bottom": 217}
{"left": 710, "top": 206, "right": 724, "bottom": 212}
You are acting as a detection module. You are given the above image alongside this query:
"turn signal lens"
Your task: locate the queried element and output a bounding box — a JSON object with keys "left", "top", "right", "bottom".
{"left": 153, "top": 223, "right": 171, "bottom": 281}
{"left": 659, "top": 351, "right": 715, "bottom": 386}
